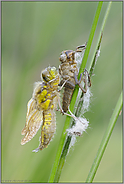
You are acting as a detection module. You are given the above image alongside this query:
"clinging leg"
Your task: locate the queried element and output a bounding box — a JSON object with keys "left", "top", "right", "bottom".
{"left": 74, "top": 69, "right": 91, "bottom": 93}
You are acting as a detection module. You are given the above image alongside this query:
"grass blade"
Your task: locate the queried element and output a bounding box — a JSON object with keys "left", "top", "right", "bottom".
{"left": 77, "top": 1, "right": 112, "bottom": 128}
{"left": 86, "top": 91, "right": 123, "bottom": 182}
{"left": 88, "top": 1, "right": 112, "bottom": 75}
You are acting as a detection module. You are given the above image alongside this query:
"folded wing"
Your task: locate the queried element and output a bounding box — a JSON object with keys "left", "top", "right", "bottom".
{"left": 21, "top": 98, "right": 43, "bottom": 145}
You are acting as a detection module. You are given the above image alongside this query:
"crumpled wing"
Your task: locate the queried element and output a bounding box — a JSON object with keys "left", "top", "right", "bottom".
{"left": 21, "top": 98, "right": 43, "bottom": 145}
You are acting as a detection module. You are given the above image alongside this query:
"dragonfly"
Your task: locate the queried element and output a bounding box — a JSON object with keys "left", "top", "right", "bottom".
{"left": 21, "top": 66, "right": 60, "bottom": 152}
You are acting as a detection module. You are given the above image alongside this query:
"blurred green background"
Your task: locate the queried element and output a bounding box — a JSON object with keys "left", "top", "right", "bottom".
{"left": 2, "top": 1, "right": 122, "bottom": 183}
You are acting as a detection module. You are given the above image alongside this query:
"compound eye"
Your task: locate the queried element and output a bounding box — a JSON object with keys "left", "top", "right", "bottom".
{"left": 50, "top": 67, "right": 57, "bottom": 78}
{"left": 65, "top": 51, "right": 70, "bottom": 59}
{"left": 42, "top": 68, "right": 50, "bottom": 82}
{"left": 51, "top": 66, "right": 56, "bottom": 72}
{"left": 59, "top": 52, "right": 66, "bottom": 62}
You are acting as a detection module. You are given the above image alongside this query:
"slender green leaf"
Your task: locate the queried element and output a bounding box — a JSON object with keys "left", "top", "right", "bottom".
{"left": 86, "top": 91, "right": 123, "bottom": 182}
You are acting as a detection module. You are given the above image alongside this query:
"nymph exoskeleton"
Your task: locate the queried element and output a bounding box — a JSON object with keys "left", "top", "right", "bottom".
{"left": 59, "top": 44, "right": 91, "bottom": 113}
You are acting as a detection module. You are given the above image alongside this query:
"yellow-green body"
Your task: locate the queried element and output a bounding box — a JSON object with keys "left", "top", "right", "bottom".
{"left": 21, "top": 66, "right": 60, "bottom": 152}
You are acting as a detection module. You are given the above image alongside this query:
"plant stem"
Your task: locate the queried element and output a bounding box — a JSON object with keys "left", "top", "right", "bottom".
{"left": 88, "top": 1, "right": 112, "bottom": 75}
{"left": 86, "top": 91, "right": 123, "bottom": 183}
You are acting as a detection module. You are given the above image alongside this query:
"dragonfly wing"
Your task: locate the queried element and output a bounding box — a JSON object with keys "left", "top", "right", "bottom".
{"left": 21, "top": 98, "right": 36, "bottom": 135}
{"left": 21, "top": 98, "right": 43, "bottom": 145}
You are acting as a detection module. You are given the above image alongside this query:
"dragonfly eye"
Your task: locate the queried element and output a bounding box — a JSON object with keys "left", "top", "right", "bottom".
{"left": 50, "top": 67, "right": 57, "bottom": 78}
{"left": 59, "top": 52, "right": 66, "bottom": 62}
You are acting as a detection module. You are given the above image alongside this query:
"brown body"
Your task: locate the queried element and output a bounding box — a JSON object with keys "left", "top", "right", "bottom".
{"left": 59, "top": 45, "right": 91, "bottom": 113}
{"left": 59, "top": 50, "right": 78, "bottom": 112}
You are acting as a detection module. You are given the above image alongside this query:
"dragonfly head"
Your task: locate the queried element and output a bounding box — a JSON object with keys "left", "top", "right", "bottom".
{"left": 59, "top": 50, "right": 75, "bottom": 64}
{"left": 42, "top": 66, "right": 58, "bottom": 82}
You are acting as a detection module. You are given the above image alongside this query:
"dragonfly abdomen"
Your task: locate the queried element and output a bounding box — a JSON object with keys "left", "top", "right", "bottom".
{"left": 62, "top": 85, "right": 74, "bottom": 113}
{"left": 39, "top": 109, "right": 56, "bottom": 150}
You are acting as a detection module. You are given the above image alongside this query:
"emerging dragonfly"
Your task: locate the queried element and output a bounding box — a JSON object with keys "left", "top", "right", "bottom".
{"left": 59, "top": 44, "right": 91, "bottom": 113}
{"left": 21, "top": 66, "right": 60, "bottom": 152}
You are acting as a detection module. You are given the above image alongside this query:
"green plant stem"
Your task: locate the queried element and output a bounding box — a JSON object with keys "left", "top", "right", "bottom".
{"left": 86, "top": 91, "right": 123, "bottom": 183}
{"left": 48, "top": 2, "right": 103, "bottom": 182}
{"left": 78, "top": 1, "right": 112, "bottom": 122}
{"left": 88, "top": 1, "right": 112, "bottom": 74}
{"left": 79, "top": 2, "right": 103, "bottom": 74}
